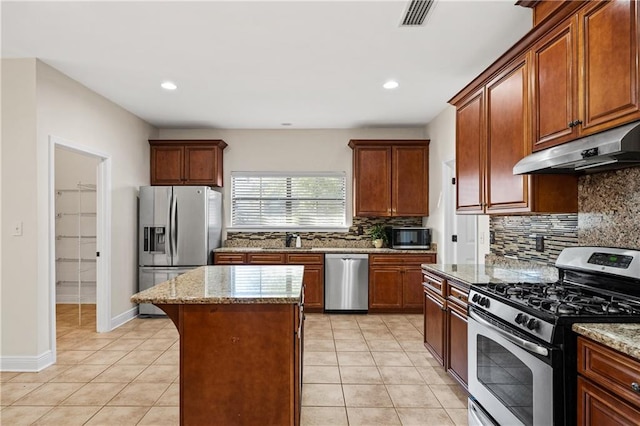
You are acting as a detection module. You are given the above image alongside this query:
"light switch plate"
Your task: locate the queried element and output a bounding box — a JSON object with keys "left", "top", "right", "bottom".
{"left": 13, "top": 221, "right": 23, "bottom": 236}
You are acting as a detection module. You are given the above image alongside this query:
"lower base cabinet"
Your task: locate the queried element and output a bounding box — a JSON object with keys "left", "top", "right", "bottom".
{"left": 369, "top": 254, "right": 436, "bottom": 313}
{"left": 422, "top": 268, "right": 469, "bottom": 389}
{"left": 577, "top": 337, "right": 640, "bottom": 425}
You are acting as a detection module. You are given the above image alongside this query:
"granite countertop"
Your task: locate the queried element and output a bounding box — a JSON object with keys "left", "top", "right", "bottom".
{"left": 572, "top": 323, "right": 640, "bottom": 361}
{"left": 214, "top": 247, "right": 437, "bottom": 255}
{"left": 131, "top": 265, "right": 304, "bottom": 305}
{"left": 422, "top": 263, "right": 559, "bottom": 287}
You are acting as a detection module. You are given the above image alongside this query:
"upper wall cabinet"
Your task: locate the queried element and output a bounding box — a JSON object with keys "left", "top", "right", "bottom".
{"left": 532, "top": 1, "right": 640, "bottom": 151}
{"left": 149, "top": 140, "right": 227, "bottom": 187}
{"left": 349, "top": 140, "right": 430, "bottom": 217}
{"left": 455, "top": 55, "right": 578, "bottom": 215}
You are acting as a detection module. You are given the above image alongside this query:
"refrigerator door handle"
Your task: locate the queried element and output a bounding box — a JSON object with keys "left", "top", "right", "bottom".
{"left": 171, "top": 193, "right": 178, "bottom": 264}
{"left": 166, "top": 190, "right": 173, "bottom": 264}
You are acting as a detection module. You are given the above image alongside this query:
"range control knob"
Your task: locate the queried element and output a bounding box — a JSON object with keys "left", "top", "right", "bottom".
{"left": 526, "top": 318, "right": 539, "bottom": 331}
{"left": 472, "top": 293, "right": 480, "bottom": 303}
{"left": 480, "top": 297, "right": 490, "bottom": 308}
{"left": 515, "top": 313, "right": 525, "bottom": 324}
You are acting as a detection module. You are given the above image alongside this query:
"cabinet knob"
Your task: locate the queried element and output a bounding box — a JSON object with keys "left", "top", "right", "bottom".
{"left": 568, "top": 121, "right": 574, "bottom": 128}
{"left": 632, "top": 382, "right": 640, "bottom": 393}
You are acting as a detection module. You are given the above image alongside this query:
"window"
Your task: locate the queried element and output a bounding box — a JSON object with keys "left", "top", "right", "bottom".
{"left": 231, "top": 172, "right": 347, "bottom": 229}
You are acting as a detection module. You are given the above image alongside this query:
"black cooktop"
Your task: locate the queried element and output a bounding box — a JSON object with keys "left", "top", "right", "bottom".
{"left": 481, "top": 280, "right": 640, "bottom": 318}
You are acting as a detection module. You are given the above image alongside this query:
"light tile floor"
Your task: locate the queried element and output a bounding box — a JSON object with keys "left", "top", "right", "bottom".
{"left": 1, "top": 307, "right": 468, "bottom": 425}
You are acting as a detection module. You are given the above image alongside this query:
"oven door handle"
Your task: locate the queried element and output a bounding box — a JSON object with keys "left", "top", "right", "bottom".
{"left": 469, "top": 310, "right": 549, "bottom": 357}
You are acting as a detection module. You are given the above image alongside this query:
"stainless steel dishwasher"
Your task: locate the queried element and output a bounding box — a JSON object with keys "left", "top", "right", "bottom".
{"left": 324, "top": 253, "right": 368, "bottom": 312}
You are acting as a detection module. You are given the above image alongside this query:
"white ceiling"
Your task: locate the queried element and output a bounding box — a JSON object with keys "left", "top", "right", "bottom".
{"left": 1, "top": 1, "right": 531, "bottom": 129}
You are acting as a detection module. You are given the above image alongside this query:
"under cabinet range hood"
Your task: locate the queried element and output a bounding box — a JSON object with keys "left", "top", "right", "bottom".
{"left": 513, "top": 121, "right": 640, "bottom": 174}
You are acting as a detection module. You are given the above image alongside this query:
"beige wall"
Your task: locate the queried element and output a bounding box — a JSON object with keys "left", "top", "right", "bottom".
{"left": 1, "top": 59, "right": 39, "bottom": 356}
{"left": 424, "top": 105, "right": 490, "bottom": 264}
{"left": 158, "top": 128, "right": 427, "bottom": 235}
{"left": 1, "top": 59, "right": 157, "bottom": 364}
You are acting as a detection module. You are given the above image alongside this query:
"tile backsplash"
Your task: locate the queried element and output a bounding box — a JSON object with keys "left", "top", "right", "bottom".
{"left": 224, "top": 216, "right": 423, "bottom": 248}
{"left": 490, "top": 214, "right": 578, "bottom": 265}
{"left": 490, "top": 166, "right": 640, "bottom": 265}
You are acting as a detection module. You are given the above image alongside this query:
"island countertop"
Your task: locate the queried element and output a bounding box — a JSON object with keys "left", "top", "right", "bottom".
{"left": 130, "top": 265, "right": 304, "bottom": 305}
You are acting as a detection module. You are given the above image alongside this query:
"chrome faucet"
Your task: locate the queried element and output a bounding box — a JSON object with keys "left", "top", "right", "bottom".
{"left": 285, "top": 233, "right": 298, "bottom": 247}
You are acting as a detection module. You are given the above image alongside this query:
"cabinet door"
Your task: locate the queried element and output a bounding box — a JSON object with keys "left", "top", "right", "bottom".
{"left": 353, "top": 146, "right": 392, "bottom": 216}
{"left": 446, "top": 305, "right": 468, "bottom": 388}
{"left": 402, "top": 266, "right": 424, "bottom": 311}
{"left": 485, "top": 55, "right": 531, "bottom": 213}
{"left": 392, "top": 145, "right": 428, "bottom": 216}
{"left": 184, "top": 145, "right": 221, "bottom": 186}
{"left": 579, "top": 0, "right": 640, "bottom": 134}
{"left": 456, "top": 88, "right": 485, "bottom": 214}
{"left": 369, "top": 267, "right": 403, "bottom": 310}
{"left": 577, "top": 377, "right": 640, "bottom": 426}
{"left": 531, "top": 17, "right": 579, "bottom": 151}
{"left": 301, "top": 265, "right": 324, "bottom": 312}
{"left": 151, "top": 145, "right": 184, "bottom": 185}
{"left": 423, "top": 290, "right": 445, "bottom": 364}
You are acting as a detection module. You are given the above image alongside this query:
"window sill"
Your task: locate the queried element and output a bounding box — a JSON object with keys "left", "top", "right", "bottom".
{"left": 226, "top": 226, "right": 351, "bottom": 233}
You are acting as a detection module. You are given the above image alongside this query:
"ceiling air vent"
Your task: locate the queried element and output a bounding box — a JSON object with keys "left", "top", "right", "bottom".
{"left": 400, "top": 0, "right": 435, "bottom": 26}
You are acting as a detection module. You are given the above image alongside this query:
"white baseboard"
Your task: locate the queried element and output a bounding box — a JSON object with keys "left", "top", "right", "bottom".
{"left": 0, "top": 350, "right": 55, "bottom": 372}
{"left": 110, "top": 306, "right": 139, "bottom": 330}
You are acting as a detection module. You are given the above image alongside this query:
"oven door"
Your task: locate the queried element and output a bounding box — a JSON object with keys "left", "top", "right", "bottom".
{"left": 468, "top": 307, "right": 554, "bottom": 426}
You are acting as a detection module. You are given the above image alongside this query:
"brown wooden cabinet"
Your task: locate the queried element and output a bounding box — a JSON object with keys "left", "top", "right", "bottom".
{"left": 531, "top": 16, "right": 579, "bottom": 151}
{"left": 578, "top": 0, "right": 640, "bottom": 137}
{"left": 149, "top": 140, "right": 227, "bottom": 187}
{"left": 214, "top": 251, "right": 325, "bottom": 312}
{"left": 532, "top": 1, "right": 640, "bottom": 151}
{"left": 369, "top": 253, "right": 436, "bottom": 313}
{"left": 577, "top": 336, "right": 640, "bottom": 425}
{"left": 349, "top": 140, "right": 429, "bottom": 217}
{"left": 158, "top": 303, "right": 302, "bottom": 425}
{"left": 446, "top": 283, "right": 469, "bottom": 389}
{"left": 454, "top": 55, "right": 578, "bottom": 215}
{"left": 422, "top": 268, "right": 469, "bottom": 389}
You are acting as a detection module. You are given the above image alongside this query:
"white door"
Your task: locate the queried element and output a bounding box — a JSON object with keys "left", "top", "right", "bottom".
{"left": 444, "top": 160, "right": 477, "bottom": 264}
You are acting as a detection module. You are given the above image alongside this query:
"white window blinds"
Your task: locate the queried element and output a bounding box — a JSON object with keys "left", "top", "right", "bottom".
{"left": 231, "top": 172, "right": 347, "bottom": 229}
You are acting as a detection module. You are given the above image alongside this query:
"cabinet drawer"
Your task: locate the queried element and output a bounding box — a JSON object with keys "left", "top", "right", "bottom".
{"left": 370, "top": 254, "right": 435, "bottom": 266}
{"left": 287, "top": 253, "right": 324, "bottom": 265}
{"left": 246, "top": 253, "right": 286, "bottom": 264}
{"left": 214, "top": 253, "right": 247, "bottom": 264}
{"left": 422, "top": 270, "right": 446, "bottom": 297}
{"left": 447, "top": 282, "right": 469, "bottom": 309}
{"left": 370, "top": 255, "right": 403, "bottom": 265}
{"left": 578, "top": 337, "right": 640, "bottom": 408}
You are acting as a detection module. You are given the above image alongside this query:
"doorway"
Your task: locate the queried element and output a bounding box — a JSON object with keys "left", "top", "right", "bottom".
{"left": 49, "top": 136, "right": 112, "bottom": 360}
{"left": 443, "top": 159, "right": 477, "bottom": 264}
{"left": 55, "top": 148, "right": 99, "bottom": 333}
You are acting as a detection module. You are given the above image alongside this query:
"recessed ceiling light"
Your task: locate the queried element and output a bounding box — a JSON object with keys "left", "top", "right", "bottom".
{"left": 281, "top": 123, "right": 292, "bottom": 126}
{"left": 161, "top": 81, "right": 177, "bottom": 90}
{"left": 383, "top": 80, "right": 399, "bottom": 90}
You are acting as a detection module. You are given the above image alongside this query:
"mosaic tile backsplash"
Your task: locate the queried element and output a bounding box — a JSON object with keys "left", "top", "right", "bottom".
{"left": 490, "top": 214, "right": 578, "bottom": 265}
{"left": 224, "top": 216, "right": 423, "bottom": 248}
{"left": 490, "top": 166, "right": 640, "bottom": 266}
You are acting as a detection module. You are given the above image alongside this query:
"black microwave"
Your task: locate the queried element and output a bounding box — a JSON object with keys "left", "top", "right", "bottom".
{"left": 388, "top": 227, "right": 431, "bottom": 250}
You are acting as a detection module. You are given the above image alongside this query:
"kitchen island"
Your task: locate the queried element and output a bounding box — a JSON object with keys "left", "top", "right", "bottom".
{"left": 131, "top": 265, "right": 305, "bottom": 426}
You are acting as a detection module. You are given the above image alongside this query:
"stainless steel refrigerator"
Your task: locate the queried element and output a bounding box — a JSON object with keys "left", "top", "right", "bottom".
{"left": 138, "top": 186, "right": 222, "bottom": 316}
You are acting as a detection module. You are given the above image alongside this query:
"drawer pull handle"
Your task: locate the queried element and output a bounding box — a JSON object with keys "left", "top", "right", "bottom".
{"left": 632, "top": 382, "right": 640, "bottom": 393}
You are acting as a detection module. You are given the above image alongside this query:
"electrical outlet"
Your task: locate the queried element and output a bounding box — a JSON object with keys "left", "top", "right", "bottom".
{"left": 535, "top": 235, "right": 544, "bottom": 252}
{"left": 479, "top": 232, "right": 485, "bottom": 244}
{"left": 489, "top": 231, "right": 495, "bottom": 244}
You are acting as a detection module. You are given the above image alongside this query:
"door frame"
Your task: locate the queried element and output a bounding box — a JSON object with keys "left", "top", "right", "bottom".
{"left": 443, "top": 159, "right": 478, "bottom": 264}
{"left": 48, "top": 135, "right": 112, "bottom": 353}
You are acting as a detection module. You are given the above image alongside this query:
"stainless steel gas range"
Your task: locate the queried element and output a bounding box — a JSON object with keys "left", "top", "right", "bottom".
{"left": 467, "top": 247, "right": 640, "bottom": 426}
